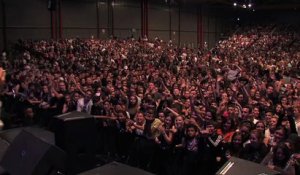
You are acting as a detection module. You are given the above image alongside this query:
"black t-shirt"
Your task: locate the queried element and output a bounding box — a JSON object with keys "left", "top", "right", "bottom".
{"left": 240, "top": 143, "right": 269, "bottom": 163}
{"left": 53, "top": 90, "right": 67, "bottom": 115}
{"left": 143, "top": 119, "right": 154, "bottom": 139}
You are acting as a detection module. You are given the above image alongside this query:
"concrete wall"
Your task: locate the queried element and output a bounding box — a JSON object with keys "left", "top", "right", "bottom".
{"left": 62, "top": 1, "right": 97, "bottom": 38}
{"left": 1, "top": 0, "right": 51, "bottom": 51}
{"left": 0, "top": 0, "right": 239, "bottom": 51}
{"left": 148, "top": 3, "right": 170, "bottom": 42}
{"left": 114, "top": 1, "right": 140, "bottom": 39}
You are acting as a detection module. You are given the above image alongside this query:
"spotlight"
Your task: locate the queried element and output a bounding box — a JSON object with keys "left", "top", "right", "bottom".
{"left": 233, "top": 2, "right": 237, "bottom": 6}
{"left": 248, "top": 3, "right": 252, "bottom": 8}
{"left": 242, "top": 4, "right": 247, "bottom": 8}
{"left": 237, "top": 17, "right": 240, "bottom": 21}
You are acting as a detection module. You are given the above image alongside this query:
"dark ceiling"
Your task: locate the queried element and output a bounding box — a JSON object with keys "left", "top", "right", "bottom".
{"left": 171, "top": 0, "right": 300, "bottom": 9}
{"left": 71, "top": 0, "right": 300, "bottom": 10}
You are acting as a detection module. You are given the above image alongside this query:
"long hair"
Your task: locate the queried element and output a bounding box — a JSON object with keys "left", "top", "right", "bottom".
{"left": 273, "top": 142, "right": 291, "bottom": 169}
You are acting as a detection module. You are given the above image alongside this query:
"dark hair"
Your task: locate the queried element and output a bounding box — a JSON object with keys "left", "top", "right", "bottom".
{"left": 186, "top": 124, "right": 198, "bottom": 131}
{"left": 205, "top": 120, "right": 217, "bottom": 129}
{"left": 273, "top": 142, "right": 291, "bottom": 169}
{"left": 242, "top": 105, "right": 252, "bottom": 113}
{"left": 239, "top": 120, "right": 253, "bottom": 129}
{"left": 231, "top": 131, "right": 243, "bottom": 144}
{"left": 250, "top": 129, "right": 265, "bottom": 143}
{"left": 255, "top": 120, "right": 266, "bottom": 131}
{"left": 221, "top": 117, "right": 236, "bottom": 132}
{"left": 275, "top": 126, "right": 289, "bottom": 142}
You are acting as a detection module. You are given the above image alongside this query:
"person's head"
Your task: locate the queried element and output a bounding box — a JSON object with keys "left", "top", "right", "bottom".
{"left": 265, "top": 111, "right": 273, "bottom": 125}
{"left": 221, "top": 92, "right": 229, "bottom": 102}
{"left": 158, "top": 112, "right": 165, "bottom": 122}
{"left": 255, "top": 120, "right": 266, "bottom": 133}
{"left": 96, "top": 87, "right": 101, "bottom": 93}
{"left": 241, "top": 106, "right": 251, "bottom": 120}
{"left": 82, "top": 86, "right": 88, "bottom": 93}
{"left": 231, "top": 131, "right": 243, "bottom": 148}
{"left": 274, "top": 126, "right": 288, "bottom": 144}
{"left": 85, "top": 89, "right": 93, "bottom": 100}
{"left": 206, "top": 120, "right": 217, "bottom": 135}
{"left": 65, "top": 93, "right": 72, "bottom": 102}
{"left": 137, "top": 93, "right": 144, "bottom": 99}
{"left": 58, "top": 81, "right": 67, "bottom": 91}
{"left": 280, "top": 96, "right": 289, "bottom": 106}
{"left": 269, "top": 115, "right": 279, "bottom": 130}
{"left": 86, "top": 77, "right": 93, "bottom": 85}
{"left": 249, "top": 129, "right": 264, "bottom": 148}
{"left": 211, "top": 102, "right": 218, "bottom": 109}
{"left": 42, "top": 85, "right": 49, "bottom": 93}
{"left": 135, "top": 112, "right": 145, "bottom": 124}
{"left": 69, "top": 86, "right": 75, "bottom": 93}
{"left": 255, "top": 91, "right": 261, "bottom": 100}
{"left": 237, "top": 93, "right": 244, "bottom": 103}
{"left": 252, "top": 106, "right": 260, "bottom": 119}
{"left": 117, "top": 111, "right": 126, "bottom": 121}
{"left": 190, "top": 90, "right": 197, "bottom": 98}
{"left": 73, "top": 92, "right": 80, "bottom": 102}
{"left": 183, "top": 90, "right": 190, "bottom": 99}
{"left": 103, "top": 101, "right": 111, "bottom": 110}
{"left": 275, "top": 104, "right": 283, "bottom": 114}
{"left": 145, "top": 109, "right": 155, "bottom": 121}
{"left": 285, "top": 134, "right": 300, "bottom": 153}
{"left": 266, "top": 85, "right": 274, "bottom": 95}
{"left": 227, "top": 88, "right": 234, "bottom": 97}
{"left": 137, "top": 86, "right": 144, "bottom": 94}
{"left": 199, "top": 105, "right": 206, "bottom": 116}
{"left": 24, "top": 107, "right": 34, "bottom": 118}
{"left": 129, "top": 95, "right": 138, "bottom": 106}
{"left": 273, "top": 142, "right": 291, "bottom": 168}
{"left": 186, "top": 124, "right": 198, "bottom": 138}
{"left": 148, "top": 82, "right": 155, "bottom": 90}
{"left": 80, "top": 78, "right": 86, "bottom": 85}
{"left": 164, "top": 115, "right": 173, "bottom": 128}
{"left": 115, "top": 104, "right": 124, "bottom": 112}
{"left": 239, "top": 121, "right": 252, "bottom": 142}
{"left": 250, "top": 88, "right": 256, "bottom": 97}
{"left": 175, "top": 115, "right": 184, "bottom": 129}
{"left": 222, "top": 117, "right": 235, "bottom": 132}
{"left": 227, "top": 105, "right": 235, "bottom": 116}
{"left": 173, "top": 87, "right": 180, "bottom": 96}
{"left": 205, "top": 111, "right": 213, "bottom": 121}
{"left": 123, "top": 86, "right": 129, "bottom": 93}
{"left": 233, "top": 106, "right": 240, "bottom": 117}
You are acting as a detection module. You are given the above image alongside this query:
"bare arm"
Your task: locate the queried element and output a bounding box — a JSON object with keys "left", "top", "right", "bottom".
{"left": 166, "top": 107, "right": 180, "bottom": 117}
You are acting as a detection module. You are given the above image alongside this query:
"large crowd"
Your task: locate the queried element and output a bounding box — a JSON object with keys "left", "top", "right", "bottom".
{"left": 0, "top": 24, "right": 300, "bottom": 175}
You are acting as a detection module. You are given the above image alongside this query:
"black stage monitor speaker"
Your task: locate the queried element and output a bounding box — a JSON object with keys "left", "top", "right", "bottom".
{"left": 79, "top": 161, "right": 155, "bottom": 175}
{"left": 0, "top": 139, "right": 9, "bottom": 175}
{"left": 216, "top": 157, "right": 280, "bottom": 175}
{"left": 52, "top": 111, "right": 97, "bottom": 174}
{"left": 0, "top": 138, "right": 9, "bottom": 162}
{"left": 0, "top": 129, "right": 66, "bottom": 175}
{"left": 0, "top": 127, "right": 55, "bottom": 145}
